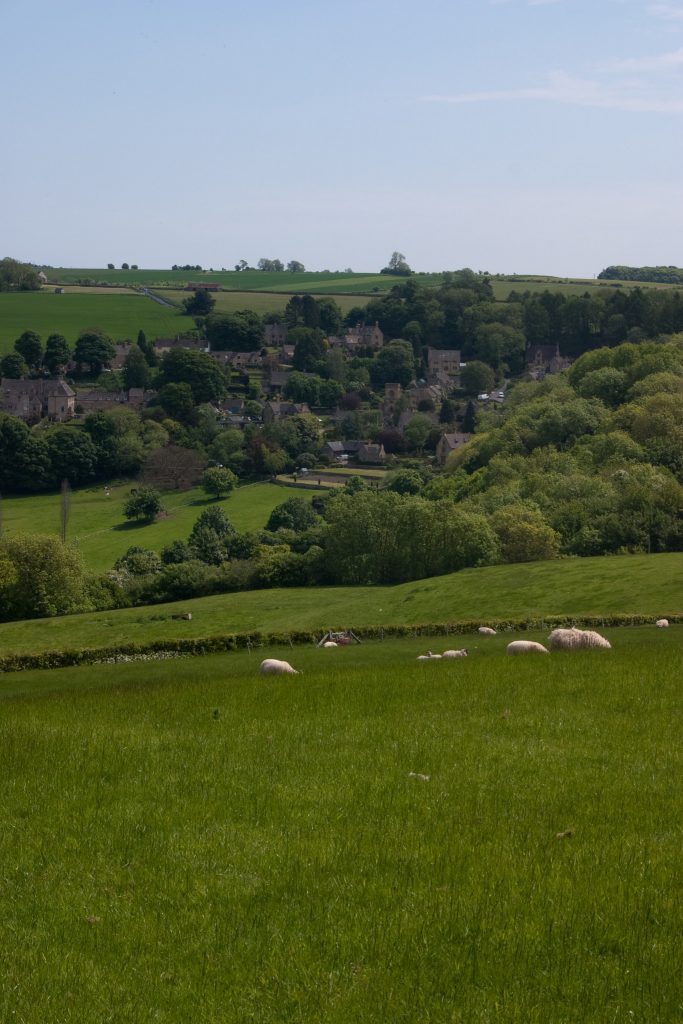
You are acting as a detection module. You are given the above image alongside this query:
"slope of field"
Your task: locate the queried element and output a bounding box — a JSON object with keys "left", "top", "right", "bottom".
{"left": 0, "top": 633, "right": 680, "bottom": 1022}
{"left": 0, "top": 292, "right": 195, "bottom": 354}
{"left": 157, "top": 289, "right": 367, "bottom": 316}
{"left": 0, "top": 552, "right": 679, "bottom": 656}
{"left": 488, "top": 275, "right": 683, "bottom": 300}
{"left": 1, "top": 482, "right": 313, "bottom": 574}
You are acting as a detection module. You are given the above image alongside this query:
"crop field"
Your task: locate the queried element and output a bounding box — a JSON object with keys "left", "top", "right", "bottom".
{"left": 0, "top": 552, "right": 679, "bottom": 657}
{"left": 488, "top": 275, "right": 683, "bottom": 300}
{"left": 156, "top": 289, "right": 368, "bottom": 316}
{"left": 0, "top": 292, "right": 195, "bottom": 355}
{"left": 0, "top": 629, "right": 680, "bottom": 1022}
{"left": 1, "top": 481, "right": 313, "bottom": 575}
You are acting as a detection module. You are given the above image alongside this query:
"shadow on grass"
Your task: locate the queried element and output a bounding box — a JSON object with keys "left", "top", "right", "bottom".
{"left": 112, "top": 520, "right": 156, "bottom": 532}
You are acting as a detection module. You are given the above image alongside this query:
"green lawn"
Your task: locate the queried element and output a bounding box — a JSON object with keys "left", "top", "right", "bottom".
{"left": 0, "top": 292, "right": 196, "bottom": 355}
{"left": 0, "top": 552, "right": 680, "bottom": 657}
{"left": 0, "top": 631, "right": 680, "bottom": 1022}
{"left": 1, "top": 481, "right": 313, "bottom": 574}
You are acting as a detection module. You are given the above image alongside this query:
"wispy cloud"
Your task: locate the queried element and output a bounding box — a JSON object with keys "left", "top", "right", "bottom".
{"left": 423, "top": 70, "right": 683, "bottom": 113}
{"left": 647, "top": 2, "right": 683, "bottom": 19}
{"left": 600, "top": 46, "right": 683, "bottom": 71}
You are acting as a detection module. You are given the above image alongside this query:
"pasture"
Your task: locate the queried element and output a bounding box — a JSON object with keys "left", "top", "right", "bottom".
{"left": 0, "top": 481, "right": 313, "bottom": 575}
{"left": 0, "top": 629, "right": 680, "bottom": 1022}
{"left": 0, "top": 292, "right": 195, "bottom": 355}
{"left": 0, "top": 551, "right": 680, "bottom": 656}
{"left": 156, "top": 289, "right": 368, "bottom": 316}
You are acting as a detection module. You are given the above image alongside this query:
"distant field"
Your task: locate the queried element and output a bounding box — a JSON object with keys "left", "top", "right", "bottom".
{"left": 1, "top": 481, "right": 313, "bottom": 574}
{"left": 0, "top": 630, "right": 680, "bottom": 1021}
{"left": 0, "top": 552, "right": 679, "bottom": 656}
{"left": 489, "top": 275, "right": 683, "bottom": 300}
{"left": 0, "top": 292, "right": 195, "bottom": 354}
{"left": 157, "top": 289, "right": 368, "bottom": 316}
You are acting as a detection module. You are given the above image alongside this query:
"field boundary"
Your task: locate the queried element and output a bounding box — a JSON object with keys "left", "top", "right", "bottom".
{"left": 1, "top": 612, "right": 680, "bottom": 675}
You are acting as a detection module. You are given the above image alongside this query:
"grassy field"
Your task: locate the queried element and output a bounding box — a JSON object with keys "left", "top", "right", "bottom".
{"left": 157, "top": 289, "right": 368, "bottom": 316}
{"left": 0, "top": 629, "right": 680, "bottom": 1022}
{"left": 488, "top": 275, "right": 683, "bottom": 300}
{"left": 1, "top": 481, "right": 313, "bottom": 574}
{"left": 0, "top": 292, "right": 195, "bottom": 355}
{"left": 0, "top": 552, "right": 680, "bottom": 656}
{"left": 45, "top": 268, "right": 428, "bottom": 293}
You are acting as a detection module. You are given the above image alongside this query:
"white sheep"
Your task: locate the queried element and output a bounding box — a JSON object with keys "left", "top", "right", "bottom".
{"left": 478, "top": 626, "right": 497, "bottom": 636}
{"left": 442, "top": 648, "right": 468, "bottom": 658}
{"left": 416, "top": 651, "right": 442, "bottom": 661}
{"left": 322, "top": 641, "right": 338, "bottom": 648}
{"left": 506, "top": 640, "right": 549, "bottom": 655}
{"left": 656, "top": 618, "right": 669, "bottom": 628}
{"left": 259, "top": 658, "right": 300, "bottom": 675}
{"left": 547, "top": 628, "right": 611, "bottom": 651}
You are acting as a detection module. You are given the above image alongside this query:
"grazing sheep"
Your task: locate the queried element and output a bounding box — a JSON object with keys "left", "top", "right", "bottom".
{"left": 478, "top": 626, "right": 497, "bottom": 636}
{"left": 259, "top": 658, "right": 299, "bottom": 675}
{"left": 416, "top": 651, "right": 442, "bottom": 661}
{"left": 506, "top": 640, "right": 549, "bottom": 655}
{"left": 547, "top": 628, "right": 611, "bottom": 651}
{"left": 656, "top": 618, "right": 669, "bottom": 628}
{"left": 322, "top": 641, "right": 338, "bottom": 648}
{"left": 442, "top": 648, "right": 468, "bottom": 658}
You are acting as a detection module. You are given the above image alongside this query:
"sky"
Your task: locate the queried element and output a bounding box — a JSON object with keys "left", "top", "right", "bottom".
{"left": 2, "top": 0, "right": 683, "bottom": 275}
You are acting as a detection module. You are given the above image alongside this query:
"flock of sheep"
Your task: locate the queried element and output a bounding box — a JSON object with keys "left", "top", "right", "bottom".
{"left": 258, "top": 620, "right": 671, "bottom": 675}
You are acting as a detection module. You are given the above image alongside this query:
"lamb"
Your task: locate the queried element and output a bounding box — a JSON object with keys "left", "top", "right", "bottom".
{"left": 322, "top": 641, "right": 338, "bottom": 647}
{"left": 656, "top": 618, "right": 669, "bottom": 628}
{"left": 416, "top": 651, "right": 442, "bottom": 661}
{"left": 547, "top": 628, "right": 611, "bottom": 651}
{"left": 259, "top": 658, "right": 300, "bottom": 675}
{"left": 442, "top": 648, "right": 468, "bottom": 658}
{"left": 478, "top": 626, "right": 497, "bottom": 636}
{"left": 506, "top": 640, "right": 549, "bottom": 655}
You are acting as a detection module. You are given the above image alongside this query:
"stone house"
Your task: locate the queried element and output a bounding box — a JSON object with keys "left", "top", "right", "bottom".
{"left": 262, "top": 401, "right": 311, "bottom": 424}
{"left": 526, "top": 343, "right": 569, "bottom": 374}
{"left": 427, "top": 348, "right": 461, "bottom": 377}
{"left": 153, "top": 337, "right": 209, "bottom": 356}
{"left": 436, "top": 431, "right": 472, "bottom": 466}
{"left": 264, "top": 323, "right": 289, "bottom": 346}
{"left": 0, "top": 378, "right": 75, "bottom": 423}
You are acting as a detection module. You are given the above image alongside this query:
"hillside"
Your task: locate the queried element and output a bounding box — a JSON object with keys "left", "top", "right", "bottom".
{"left": 0, "top": 552, "right": 679, "bottom": 657}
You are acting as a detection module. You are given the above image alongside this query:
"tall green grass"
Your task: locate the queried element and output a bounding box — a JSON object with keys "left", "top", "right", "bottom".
{"left": 0, "top": 632, "right": 680, "bottom": 1022}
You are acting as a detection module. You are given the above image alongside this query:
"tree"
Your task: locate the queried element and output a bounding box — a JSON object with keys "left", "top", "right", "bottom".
{"left": 0, "top": 257, "right": 41, "bottom": 292}
{"left": 404, "top": 414, "right": 433, "bottom": 453}
{"left": 286, "top": 261, "right": 305, "bottom": 272}
{"left": 380, "top": 251, "right": 412, "bottom": 276}
{"left": 74, "top": 328, "right": 116, "bottom": 375}
{"left": 386, "top": 469, "right": 423, "bottom": 495}
{"left": 462, "top": 400, "right": 477, "bottom": 433}
{"left": 370, "top": 339, "right": 415, "bottom": 389}
{"left": 121, "top": 263, "right": 129, "bottom": 270}
{"left": 439, "top": 398, "right": 457, "bottom": 424}
{"left": 0, "top": 353, "right": 28, "bottom": 378}
{"left": 257, "top": 258, "right": 285, "bottom": 272}
{"left": 490, "top": 504, "right": 561, "bottom": 563}
{"left": 266, "top": 497, "right": 318, "bottom": 532}
{"left": 291, "top": 327, "right": 327, "bottom": 372}
{"left": 183, "top": 289, "right": 216, "bottom": 316}
{"left": 201, "top": 466, "right": 238, "bottom": 500}
{"left": 234, "top": 259, "right": 248, "bottom": 272}
{"left": 123, "top": 487, "right": 164, "bottom": 522}
{"left": 143, "top": 445, "right": 205, "bottom": 490}
{"left": 14, "top": 330, "right": 42, "bottom": 368}
{"left": 460, "top": 361, "right": 495, "bottom": 395}
{"left": 44, "top": 428, "right": 98, "bottom": 486}
{"left": 107, "top": 263, "right": 115, "bottom": 270}
{"left": 204, "top": 311, "right": 263, "bottom": 351}
{"left": 0, "top": 533, "right": 89, "bottom": 620}
{"left": 44, "top": 333, "right": 70, "bottom": 375}
{"left": 122, "top": 345, "right": 151, "bottom": 389}
{"left": 158, "top": 348, "right": 228, "bottom": 403}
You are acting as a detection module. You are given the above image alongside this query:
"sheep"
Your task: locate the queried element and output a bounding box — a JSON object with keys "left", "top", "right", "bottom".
{"left": 547, "top": 628, "right": 611, "bottom": 651}
{"left": 478, "top": 626, "right": 497, "bottom": 636}
{"left": 416, "top": 651, "right": 442, "bottom": 661}
{"left": 656, "top": 618, "right": 669, "bottom": 628}
{"left": 259, "top": 658, "right": 299, "bottom": 675}
{"left": 442, "top": 648, "right": 468, "bottom": 658}
{"left": 322, "top": 641, "right": 338, "bottom": 648}
{"left": 506, "top": 640, "right": 549, "bottom": 655}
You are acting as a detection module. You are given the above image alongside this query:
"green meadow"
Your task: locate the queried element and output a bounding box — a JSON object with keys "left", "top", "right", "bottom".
{"left": 1, "top": 481, "right": 312, "bottom": 575}
{"left": 157, "top": 288, "right": 368, "bottom": 316}
{"left": 0, "top": 292, "right": 195, "bottom": 355}
{"left": 0, "top": 630, "right": 680, "bottom": 1022}
{"left": 0, "top": 552, "right": 680, "bottom": 656}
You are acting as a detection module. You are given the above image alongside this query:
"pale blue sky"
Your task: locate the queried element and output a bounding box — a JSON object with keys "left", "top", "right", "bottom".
{"left": 3, "top": 0, "right": 682, "bottom": 274}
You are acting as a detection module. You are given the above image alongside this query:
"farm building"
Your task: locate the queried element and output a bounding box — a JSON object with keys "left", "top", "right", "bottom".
{"left": 0, "top": 378, "right": 75, "bottom": 423}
